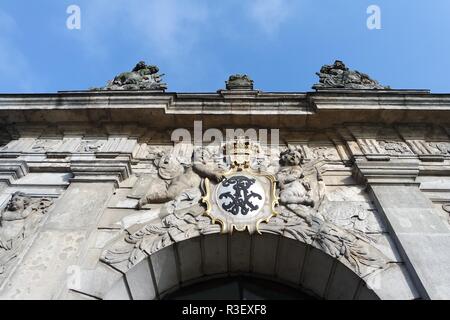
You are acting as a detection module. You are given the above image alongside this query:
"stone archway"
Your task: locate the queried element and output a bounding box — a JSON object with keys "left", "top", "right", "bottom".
{"left": 100, "top": 233, "right": 380, "bottom": 300}
{"left": 163, "top": 275, "right": 316, "bottom": 300}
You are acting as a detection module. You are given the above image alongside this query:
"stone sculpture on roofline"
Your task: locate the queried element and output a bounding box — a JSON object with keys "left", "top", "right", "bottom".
{"left": 92, "top": 60, "right": 167, "bottom": 91}
{"left": 313, "top": 60, "right": 390, "bottom": 90}
{"left": 91, "top": 59, "right": 389, "bottom": 92}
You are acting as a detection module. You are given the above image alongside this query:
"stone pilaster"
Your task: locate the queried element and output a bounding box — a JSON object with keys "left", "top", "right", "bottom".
{"left": 355, "top": 159, "right": 450, "bottom": 299}
{"left": 0, "top": 158, "right": 131, "bottom": 299}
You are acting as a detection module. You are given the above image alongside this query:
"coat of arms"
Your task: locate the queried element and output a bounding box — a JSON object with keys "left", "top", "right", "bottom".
{"left": 202, "top": 138, "right": 278, "bottom": 233}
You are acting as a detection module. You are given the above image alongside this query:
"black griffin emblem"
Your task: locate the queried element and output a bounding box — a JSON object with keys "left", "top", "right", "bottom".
{"left": 219, "top": 176, "right": 263, "bottom": 215}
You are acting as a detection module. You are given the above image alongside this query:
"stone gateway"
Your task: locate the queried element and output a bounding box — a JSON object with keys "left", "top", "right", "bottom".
{"left": 0, "top": 61, "right": 449, "bottom": 300}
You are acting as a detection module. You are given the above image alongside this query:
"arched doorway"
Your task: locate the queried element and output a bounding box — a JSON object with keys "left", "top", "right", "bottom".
{"left": 101, "top": 233, "right": 380, "bottom": 300}
{"left": 163, "top": 275, "right": 316, "bottom": 300}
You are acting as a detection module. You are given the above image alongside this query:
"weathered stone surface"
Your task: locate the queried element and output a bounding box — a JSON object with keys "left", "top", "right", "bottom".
{"left": 103, "top": 277, "right": 131, "bottom": 300}
{"left": 176, "top": 237, "right": 203, "bottom": 283}
{"left": 93, "top": 61, "right": 167, "bottom": 91}
{"left": 150, "top": 245, "right": 179, "bottom": 294}
{"left": 0, "top": 68, "right": 449, "bottom": 300}
{"left": 225, "top": 74, "right": 254, "bottom": 90}
{"left": 229, "top": 232, "right": 251, "bottom": 273}
{"left": 301, "top": 247, "right": 335, "bottom": 297}
{"left": 73, "top": 263, "right": 123, "bottom": 299}
{"left": 275, "top": 237, "right": 306, "bottom": 284}
{"left": 125, "top": 258, "right": 156, "bottom": 300}
{"left": 370, "top": 185, "right": 450, "bottom": 299}
{"left": 326, "top": 262, "right": 361, "bottom": 300}
{"left": 0, "top": 230, "right": 86, "bottom": 299}
{"left": 313, "top": 60, "right": 389, "bottom": 90}
{"left": 45, "top": 182, "right": 114, "bottom": 230}
{"left": 365, "top": 263, "right": 419, "bottom": 300}
{"left": 251, "top": 234, "right": 279, "bottom": 276}
{"left": 202, "top": 234, "right": 228, "bottom": 276}
{"left": 0, "top": 193, "right": 53, "bottom": 287}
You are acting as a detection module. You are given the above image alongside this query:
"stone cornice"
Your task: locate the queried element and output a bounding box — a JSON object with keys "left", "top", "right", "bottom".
{"left": 0, "top": 90, "right": 310, "bottom": 114}
{"left": 0, "top": 155, "right": 132, "bottom": 187}
{"left": 0, "top": 89, "right": 449, "bottom": 112}
{"left": 353, "top": 158, "right": 421, "bottom": 185}
{"left": 0, "top": 90, "right": 449, "bottom": 130}
{"left": 308, "top": 90, "right": 450, "bottom": 111}
{"left": 0, "top": 160, "right": 29, "bottom": 184}
{"left": 69, "top": 159, "right": 132, "bottom": 187}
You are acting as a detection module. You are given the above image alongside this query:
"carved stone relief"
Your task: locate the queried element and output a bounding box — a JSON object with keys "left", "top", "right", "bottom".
{"left": 318, "top": 200, "right": 381, "bottom": 233}
{"left": 30, "top": 139, "right": 62, "bottom": 153}
{"left": 248, "top": 145, "right": 280, "bottom": 175}
{"left": 260, "top": 146, "right": 387, "bottom": 275}
{"left": 135, "top": 144, "right": 173, "bottom": 160}
{"left": 396, "top": 140, "right": 450, "bottom": 157}
{"left": 303, "top": 145, "right": 341, "bottom": 161}
{"left": 427, "top": 142, "right": 450, "bottom": 155}
{"left": 101, "top": 141, "right": 388, "bottom": 277}
{"left": 404, "top": 140, "right": 435, "bottom": 155}
{"left": 76, "top": 140, "right": 105, "bottom": 153}
{"left": 349, "top": 137, "right": 417, "bottom": 158}
{"left": 132, "top": 144, "right": 224, "bottom": 210}
{"left": 377, "top": 140, "right": 413, "bottom": 155}
{"left": 0, "top": 193, "right": 53, "bottom": 283}
{"left": 356, "top": 138, "right": 381, "bottom": 155}
{"left": 259, "top": 210, "right": 386, "bottom": 276}
{"left": 201, "top": 140, "right": 278, "bottom": 233}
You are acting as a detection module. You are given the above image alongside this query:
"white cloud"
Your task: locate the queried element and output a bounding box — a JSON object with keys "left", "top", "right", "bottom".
{"left": 247, "top": 0, "right": 293, "bottom": 35}
{"left": 77, "top": 0, "right": 208, "bottom": 60}
{"left": 69, "top": 0, "right": 297, "bottom": 90}
{"left": 127, "top": 0, "right": 208, "bottom": 56}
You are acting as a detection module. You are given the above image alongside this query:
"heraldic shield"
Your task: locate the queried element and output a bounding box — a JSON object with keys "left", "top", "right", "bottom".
{"left": 202, "top": 167, "right": 279, "bottom": 234}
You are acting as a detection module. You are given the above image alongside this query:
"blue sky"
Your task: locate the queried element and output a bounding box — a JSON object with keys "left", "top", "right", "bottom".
{"left": 1, "top": 0, "right": 450, "bottom": 93}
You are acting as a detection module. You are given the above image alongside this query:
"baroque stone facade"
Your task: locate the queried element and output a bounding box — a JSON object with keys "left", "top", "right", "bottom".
{"left": 0, "top": 61, "right": 449, "bottom": 300}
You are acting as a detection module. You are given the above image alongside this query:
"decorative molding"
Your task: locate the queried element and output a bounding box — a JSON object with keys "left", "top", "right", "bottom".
{"left": 353, "top": 159, "right": 420, "bottom": 185}
{"left": 69, "top": 160, "right": 132, "bottom": 186}
{"left": 0, "top": 161, "right": 29, "bottom": 184}
{"left": 378, "top": 140, "right": 413, "bottom": 156}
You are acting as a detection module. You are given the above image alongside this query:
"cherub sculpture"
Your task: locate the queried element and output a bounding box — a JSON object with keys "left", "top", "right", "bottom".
{"left": 136, "top": 147, "right": 225, "bottom": 210}
{"left": 276, "top": 146, "right": 315, "bottom": 208}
